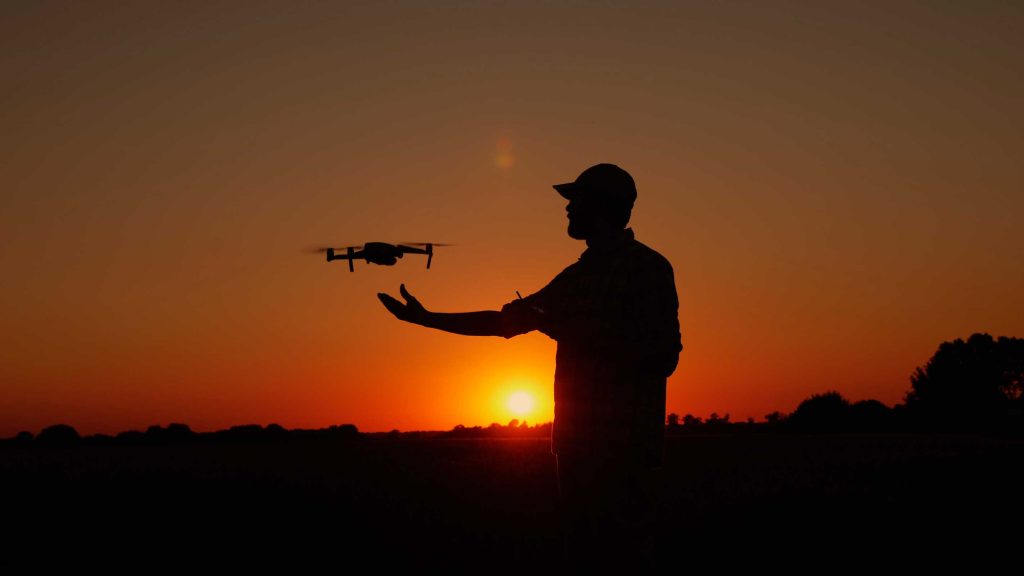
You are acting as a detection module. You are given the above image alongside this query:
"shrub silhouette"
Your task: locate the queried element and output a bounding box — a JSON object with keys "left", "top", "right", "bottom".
{"left": 787, "top": 391, "right": 850, "bottom": 432}
{"left": 905, "top": 332, "right": 1024, "bottom": 429}
{"left": 36, "top": 424, "right": 80, "bottom": 447}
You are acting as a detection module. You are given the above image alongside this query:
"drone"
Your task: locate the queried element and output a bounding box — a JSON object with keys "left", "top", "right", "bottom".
{"left": 308, "top": 242, "right": 452, "bottom": 272}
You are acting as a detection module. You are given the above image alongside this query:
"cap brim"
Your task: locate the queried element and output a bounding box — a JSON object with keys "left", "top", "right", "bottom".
{"left": 553, "top": 183, "right": 577, "bottom": 200}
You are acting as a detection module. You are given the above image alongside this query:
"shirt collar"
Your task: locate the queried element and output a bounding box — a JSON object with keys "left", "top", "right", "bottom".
{"left": 579, "top": 227, "right": 634, "bottom": 262}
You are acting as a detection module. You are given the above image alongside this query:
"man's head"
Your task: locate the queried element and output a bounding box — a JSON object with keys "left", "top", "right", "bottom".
{"left": 553, "top": 163, "right": 636, "bottom": 240}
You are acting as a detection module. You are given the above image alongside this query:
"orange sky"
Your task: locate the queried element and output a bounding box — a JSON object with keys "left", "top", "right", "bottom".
{"left": 2, "top": 1, "right": 1022, "bottom": 436}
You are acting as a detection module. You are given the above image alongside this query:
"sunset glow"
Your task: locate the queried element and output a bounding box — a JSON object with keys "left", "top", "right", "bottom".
{"left": 1, "top": 2, "right": 1022, "bottom": 437}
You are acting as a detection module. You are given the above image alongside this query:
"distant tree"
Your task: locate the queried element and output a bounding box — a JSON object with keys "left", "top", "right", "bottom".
{"left": 704, "top": 413, "right": 731, "bottom": 431}
{"left": 265, "top": 423, "right": 287, "bottom": 438}
{"left": 707, "top": 413, "right": 730, "bottom": 424}
{"left": 166, "top": 422, "right": 193, "bottom": 440}
{"left": 849, "top": 399, "right": 892, "bottom": 431}
{"left": 87, "top": 433, "right": 115, "bottom": 445}
{"left": 328, "top": 424, "right": 359, "bottom": 439}
{"left": 764, "top": 411, "right": 784, "bottom": 424}
{"left": 905, "top": 333, "right": 1024, "bottom": 428}
{"left": 225, "top": 424, "right": 265, "bottom": 442}
{"left": 666, "top": 413, "right": 680, "bottom": 427}
{"left": 507, "top": 419, "right": 520, "bottom": 429}
{"left": 144, "top": 424, "right": 192, "bottom": 444}
{"left": 115, "top": 430, "right": 146, "bottom": 444}
{"left": 682, "top": 414, "right": 702, "bottom": 427}
{"left": 36, "top": 424, "right": 80, "bottom": 447}
{"left": 788, "top": 391, "right": 850, "bottom": 432}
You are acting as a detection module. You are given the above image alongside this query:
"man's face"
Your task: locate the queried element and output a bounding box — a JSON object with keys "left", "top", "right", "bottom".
{"left": 566, "top": 194, "right": 597, "bottom": 239}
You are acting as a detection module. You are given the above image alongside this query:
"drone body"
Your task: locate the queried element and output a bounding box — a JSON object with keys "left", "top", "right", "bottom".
{"left": 315, "top": 242, "right": 450, "bottom": 272}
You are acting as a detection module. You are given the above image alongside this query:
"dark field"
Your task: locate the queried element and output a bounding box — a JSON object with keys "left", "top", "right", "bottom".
{"left": 3, "top": 433, "right": 1022, "bottom": 570}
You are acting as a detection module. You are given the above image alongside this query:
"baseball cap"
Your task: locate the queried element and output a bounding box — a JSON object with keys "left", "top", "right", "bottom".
{"left": 552, "top": 163, "right": 637, "bottom": 206}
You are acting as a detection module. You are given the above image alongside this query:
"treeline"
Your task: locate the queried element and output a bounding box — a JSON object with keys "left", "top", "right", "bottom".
{"left": 0, "top": 419, "right": 552, "bottom": 447}
{"left": 669, "top": 332, "right": 1024, "bottom": 434}
{"left": 5, "top": 332, "right": 1021, "bottom": 445}
{"left": 1, "top": 422, "right": 360, "bottom": 448}
{"left": 362, "top": 420, "right": 553, "bottom": 439}
{"left": 667, "top": 394, "right": 903, "bottom": 434}
{"left": 442, "top": 420, "right": 552, "bottom": 439}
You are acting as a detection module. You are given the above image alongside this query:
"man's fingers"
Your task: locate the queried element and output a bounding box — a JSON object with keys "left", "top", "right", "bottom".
{"left": 400, "top": 283, "right": 418, "bottom": 304}
{"left": 377, "top": 293, "right": 406, "bottom": 317}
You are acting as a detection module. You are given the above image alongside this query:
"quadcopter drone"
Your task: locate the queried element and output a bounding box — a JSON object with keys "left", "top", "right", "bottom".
{"left": 308, "top": 242, "right": 451, "bottom": 272}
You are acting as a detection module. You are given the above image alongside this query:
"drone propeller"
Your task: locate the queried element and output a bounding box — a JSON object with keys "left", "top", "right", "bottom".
{"left": 398, "top": 242, "right": 454, "bottom": 247}
{"left": 304, "top": 245, "right": 363, "bottom": 253}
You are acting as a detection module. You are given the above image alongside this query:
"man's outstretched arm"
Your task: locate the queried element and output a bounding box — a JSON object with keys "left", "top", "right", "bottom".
{"left": 377, "top": 284, "right": 505, "bottom": 337}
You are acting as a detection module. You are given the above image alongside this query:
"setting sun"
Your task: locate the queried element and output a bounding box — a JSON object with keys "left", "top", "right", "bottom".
{"left": 508, "top": 391, "right": 535, "bottom": 417}
{"left": 491, "top": 375, "right": 553, "bottom": 425}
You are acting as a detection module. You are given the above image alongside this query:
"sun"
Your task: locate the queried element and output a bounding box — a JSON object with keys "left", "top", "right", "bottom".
{"left": 507, "top": 391, "right": 535, "bottom": 417}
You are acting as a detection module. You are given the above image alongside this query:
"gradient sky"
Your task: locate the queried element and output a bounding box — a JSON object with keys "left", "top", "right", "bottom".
{"left": 2, "top": 1, "right": 1021, "bottom": 436}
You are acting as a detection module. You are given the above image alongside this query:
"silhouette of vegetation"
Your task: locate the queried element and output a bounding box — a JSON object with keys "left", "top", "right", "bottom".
{"left": 443, "top": 421, "right": 551, "bottom": 439}
{"left": 850, "top": 399, "right": 894, "bottom": 430}
{"left": 787, "top": 391, "right": 851, "bottom": 432}
{"left": 3, "top": 331, "right": 1024, "bottom": 569}
{"left": 705, "top": 412, "right": 731, "bottom": 430}
{"left": 5, "top": 333, "right": 1022, "bottom": 451}
{"left": 35, "top": 424, "right": 80, "bottom": 447}
{"left": 3, "top": 424, "right": 1021, "bottom": 570}
{"left": 904, "top": 332, "right": 1024, "bottom": 430}
{"left": 1, "top": 422, "right": 360, "bottom": 447}
{"left": 142, "top": 423, "right": 196, "bottom": 444}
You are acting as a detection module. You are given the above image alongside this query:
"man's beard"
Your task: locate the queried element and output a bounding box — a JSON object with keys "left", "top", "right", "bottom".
{"left": 567, "top": 218, "right": 589, "bottom": 239}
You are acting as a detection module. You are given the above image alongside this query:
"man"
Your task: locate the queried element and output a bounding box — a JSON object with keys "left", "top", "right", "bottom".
{"left": 377, "top": 163, "right": 683, "bottom": 570}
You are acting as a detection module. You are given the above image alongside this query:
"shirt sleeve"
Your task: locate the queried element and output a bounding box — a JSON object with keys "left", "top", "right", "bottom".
{"left": 498, "top": 272, "right": 564, "bottom": 340}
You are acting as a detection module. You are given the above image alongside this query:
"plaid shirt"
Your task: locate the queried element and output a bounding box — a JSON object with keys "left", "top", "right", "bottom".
{"left": 500, "top": 228, "right": 683, "bottom": 465}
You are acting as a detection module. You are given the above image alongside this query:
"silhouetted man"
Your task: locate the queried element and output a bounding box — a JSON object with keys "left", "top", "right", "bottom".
{"left": 378, "top": 163, "right": 683, "bottom": 570}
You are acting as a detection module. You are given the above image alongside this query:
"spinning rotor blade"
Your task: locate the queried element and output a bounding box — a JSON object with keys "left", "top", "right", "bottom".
{"left": 304, "top": 244, "right": 363, "bottom": 253}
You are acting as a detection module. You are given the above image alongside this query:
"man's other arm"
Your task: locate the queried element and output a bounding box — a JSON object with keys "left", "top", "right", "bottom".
{"left": 623, "top": 257, "right": 683, "bottom": 378}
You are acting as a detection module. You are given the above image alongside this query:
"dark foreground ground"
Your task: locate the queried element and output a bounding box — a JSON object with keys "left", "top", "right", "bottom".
{"left": 2, "top": 433, "right": 1022, "bottom": 570}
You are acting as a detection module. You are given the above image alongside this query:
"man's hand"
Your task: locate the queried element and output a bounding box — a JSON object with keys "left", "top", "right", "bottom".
{"left": 377, "top": 283, "right": 428, "bottom": 325}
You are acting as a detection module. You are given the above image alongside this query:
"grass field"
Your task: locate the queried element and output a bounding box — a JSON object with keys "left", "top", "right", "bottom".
{"left": 3, "top": 433, "right": 1021, "bottom": 570}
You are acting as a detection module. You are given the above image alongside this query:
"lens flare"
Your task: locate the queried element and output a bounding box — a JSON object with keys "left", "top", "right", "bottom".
{"left": 494, "top": 137, "right": 515, "bottom": 169}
